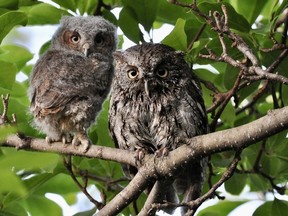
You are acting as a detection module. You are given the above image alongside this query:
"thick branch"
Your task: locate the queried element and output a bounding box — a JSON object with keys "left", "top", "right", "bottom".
{"left": 2, "top": 135, "right": 137, "bottom": 167}
{"left": 95, "top": 164, "right": 156, "bottom": 216}
{"left": 152, "top": 107, "right": 288, "bottom": 178}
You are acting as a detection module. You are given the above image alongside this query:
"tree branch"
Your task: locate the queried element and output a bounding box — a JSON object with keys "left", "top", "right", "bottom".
{"left": 2, "top": 135, "right": 137, "bottom": 167}
{"left": 1, "top": 107, "right": 288, "bottom": 215}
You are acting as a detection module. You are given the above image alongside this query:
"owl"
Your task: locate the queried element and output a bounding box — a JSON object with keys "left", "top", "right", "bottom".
{"left": 28, "top": 16, "right": 117, "bottom": 152}
{"left": 108, "top": 43, "right": 208, "bottom": 214}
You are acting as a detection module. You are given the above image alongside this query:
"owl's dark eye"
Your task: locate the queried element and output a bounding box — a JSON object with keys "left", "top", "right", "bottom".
{"left": 95, "top": 33, "right": 104, "bottom": 45}
{"left": 127, "top": 69, "right": 139, "bottom": 79}
{"left": 156, "top": 67, "right": 169, "bottom": 78}
{"left": 70, "top": 34, "right": 80, "bottom": 44}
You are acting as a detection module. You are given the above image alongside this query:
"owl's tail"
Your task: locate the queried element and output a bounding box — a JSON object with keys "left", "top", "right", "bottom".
{"left": 174, "top": 159, "right": 207, "bottom": 215}
{"left": 142, "top": 179, "right": 178, "bottom": 215}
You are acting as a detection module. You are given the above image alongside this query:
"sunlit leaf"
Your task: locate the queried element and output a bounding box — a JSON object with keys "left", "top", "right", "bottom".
{"left": 0, "top": 169, "right": 27, "bottom": 197}
{"left": 198, "top": 201, "right": 246, "bottom": 216}
{"left": 0, "top": 11, "right": 27, "bottom": 43}
{"left": 0, "top": 45, "right": 33, "bottom": 69}
{"left": 230, "top": 0, "right": 268, "bottom": 24}
{"left": 162, "top": 18, "right": 187, "bottom": 51}
{"left": 22, "top": 195, "right": 62, "bottom": 216}
{"left": 0, "top": 61, "right": 17, "bottom": 90}
{"left": 22, "top": 3, "right": 69, "bottom": 25}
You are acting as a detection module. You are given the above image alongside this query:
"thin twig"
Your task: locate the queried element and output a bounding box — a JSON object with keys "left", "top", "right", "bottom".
{"left": 0, "top": 94, "right": 16, "bottom": 125}
{"left": 63, "top": 156, "right": 104, "bottom": 209}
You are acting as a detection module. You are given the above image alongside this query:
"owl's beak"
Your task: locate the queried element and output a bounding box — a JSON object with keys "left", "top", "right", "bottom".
{"left": 83, "top": 43, "right": 90, "bottom": 57}
{"left": 144, "top": 72, "right": 153, "bottom": 98}
{"left": 144, "top": 80, "right": 150, "bottom": 98}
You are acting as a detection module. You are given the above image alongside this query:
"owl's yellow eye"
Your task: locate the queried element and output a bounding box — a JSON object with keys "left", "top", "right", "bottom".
{"left": 156, "top": 67, "right": 169, "bottom": 78}
{"left": 71, "top": 34, "right": 80, "bottom": 44}
{"left": 127, "top": 69, "right": 139, "bottom": 79}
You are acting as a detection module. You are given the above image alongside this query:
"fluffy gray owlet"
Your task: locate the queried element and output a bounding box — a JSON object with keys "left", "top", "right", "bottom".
{"left": 29, "top": 16, "right": 117, "bottom": 152}
{"left": 109, "top": 43, "right": 208, "bottom": 214}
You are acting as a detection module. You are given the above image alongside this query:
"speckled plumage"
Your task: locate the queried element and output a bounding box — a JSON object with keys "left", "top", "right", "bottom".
{"left": 108, "top": 43, "right": 208, "bottom": 214}
{"left": 29, "top": 16, "right": 117, "bottom": 152}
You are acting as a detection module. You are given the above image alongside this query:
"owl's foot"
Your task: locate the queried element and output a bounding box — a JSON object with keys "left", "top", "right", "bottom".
{"left": 72, "top": 133, "right": 90, "bottom": 153}
{"left": 155, "top": 147, "right": 169, "bottom": 158}
{"left": 45, "top": 136, "right": 59, "bottom": 145}
{"left": 61, "top": 134, "right": 72, "bottom": 144}
{"left": 135, "top": 149, "right": 145, "bottom": 166}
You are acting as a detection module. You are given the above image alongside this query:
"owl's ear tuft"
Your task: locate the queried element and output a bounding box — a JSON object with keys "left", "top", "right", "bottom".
{"left": 113, "top": 51, "right": 125, "bottom": 63}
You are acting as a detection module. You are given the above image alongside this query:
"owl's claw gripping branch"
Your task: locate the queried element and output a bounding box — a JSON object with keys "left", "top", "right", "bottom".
{"left": 72, "top": 132, "right": 90, "bottom": 153}
{"left": 134, "top": 148, "right": 146, "bottom": 166}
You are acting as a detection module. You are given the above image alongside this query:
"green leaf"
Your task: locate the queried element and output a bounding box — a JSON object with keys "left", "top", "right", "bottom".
{"left": 23, "top": 173, "right": 57, "bottom": 195}
{"left": 0, "top": 45, "right": 33, "bottom": 69}
{"left": 0, "top": 148, "right": 59, "bottom": 172}
{"left": 102, "top": 9, "right": 118, "bottom": 26}
{"left": 225, "top": 173, "right": 247, "bottom": 195}
{"left": 0, "top": 169, "right": 27, "bottom": 197}
{"left": 198, "top": 201, "right": 246, "bottom": 216}
{"left": 198, "top": 2, "right": 251, "bottom": 32}
{"left": 89, "top": 100, "right": 114, "bottom": 147}
{"left": 35, "top": 173, "right": 79, "bottom": 195}
{"left": 39, "top": 40, "right": 51, "bottom": 55}
{"left": 220, "top": 102, "right": 235, "bottom": 127}
{"left": 223, "top": 64, "right": 239, "bottom": 90}
{"left": 0, "top": 126, "right": 17, "bottom": 142}
{"left": 51, "top": 0, "right": 77, "bottom": 12}
{"left": 22, "top": 3, "right": 69, "bottom": 25}
{"left": 157, "top": 0, "right": 196, "bottom": 24}
{"left": 118, "top": 7, "right": 142, "bottom": 43}
{"left": 0, "top": 0, "right": 19, "bottom": 10}
{"left": 22, "top": 195, "right": 62, "bottom": 216}
{"left": 77, "top": 0, "right": 97, "bottom": 15}
{"left": 252, "top": 199, "right": 288, "bottom": 216}
{"left": 272, "top": 198, "right": 288, "bottom": 216}
{"left": 162, "top": 18, "right": 187, "bottom": 51}
{"left": 230, "top": 0, "right": 269, "bottom": 24}
{"left": 0, "top": 201, "right": 28, "bottom": 216}
{"left": 73, "top": 207, "right": 97, "bottom": 216}
{"left": 122, "top": 0, "right": 160, "bottom": 32}
{"left": 0, "top": 61, "right": 17, "bottom": 90}
{"left": 253, "top": 201, "right": 272, "bottom": 216}
{"left": 0, "top": 11, "right": 27, "bottom": 43}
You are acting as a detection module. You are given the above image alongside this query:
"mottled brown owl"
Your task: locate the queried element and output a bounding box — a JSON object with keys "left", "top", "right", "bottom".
{"left": 29, "top": 16, "right": 117, "bottom": 152}
{"left": 108, "top": 43, "right": 208, "bottom": 214}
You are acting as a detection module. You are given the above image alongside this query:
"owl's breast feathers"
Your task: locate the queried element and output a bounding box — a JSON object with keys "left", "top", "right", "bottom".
{"left": 30, "top": 50, "right": 113, "bottom": 118}
{"left": 109, "top": 81, "right": 207, "bottom": 152}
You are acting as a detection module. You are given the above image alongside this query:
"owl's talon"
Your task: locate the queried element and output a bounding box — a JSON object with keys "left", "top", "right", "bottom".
{"left": 62, "top": 134, "right": 72, "bottom": 144}
{"left": 155, "top": 147, "right": 169, "bottom": 158}
{"left": 135, "top": 149, "right": 145, "bottom": 166}
{"left": 45, "top": 136, "right": 53, "bottom": 145}
{"left": 72, "top": 133, "right": 90, "bottom": 153}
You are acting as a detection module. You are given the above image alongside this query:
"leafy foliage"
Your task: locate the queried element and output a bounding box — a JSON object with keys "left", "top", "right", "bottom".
{"left": 0, "top": 0, "right": 287, "bottom": 215}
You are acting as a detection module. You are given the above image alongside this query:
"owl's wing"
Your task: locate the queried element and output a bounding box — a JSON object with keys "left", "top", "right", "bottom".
{"left": 29, "top": 50, "right": 96, "bottom": 117}
{"left": 183, "top": 76, "right": 208, "bottom": 135}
